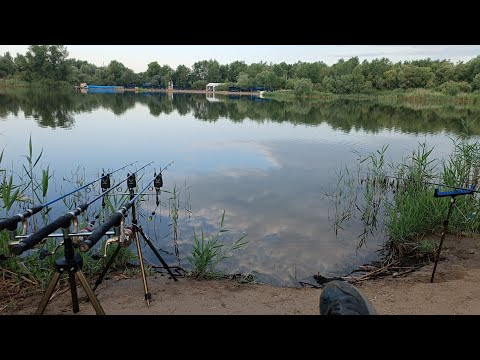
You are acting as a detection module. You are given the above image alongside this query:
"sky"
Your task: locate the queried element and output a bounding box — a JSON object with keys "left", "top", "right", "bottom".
{"left": 0, "top": 45, "right": 479, "bottom": 73}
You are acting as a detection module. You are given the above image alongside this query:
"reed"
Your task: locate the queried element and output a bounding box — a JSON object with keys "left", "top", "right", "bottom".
{"left": 187, "top": 210, "right": 247, "bottom": 279}
{"left": 329, "top": 118, "right": 480, "bottom": 262}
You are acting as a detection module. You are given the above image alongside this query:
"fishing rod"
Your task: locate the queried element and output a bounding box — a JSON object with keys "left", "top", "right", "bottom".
{"left": 9, "top": 162, "right": 153, "bottom": 256}
{"left": 357, "top": 171, "right": 480, "bottom": 194}
{"left": 79, "top": 172, "right": 159, "bottom": 252}
{"left": 81, "top": 161, "right": 174, "bottom": 252}
{"left": 0, "top": 160, "right": 138, "bottom": 233}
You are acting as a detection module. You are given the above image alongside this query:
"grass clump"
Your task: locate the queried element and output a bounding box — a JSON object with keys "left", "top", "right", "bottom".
{"left": 187, "top": 210, "right": 247, "bottom": 279}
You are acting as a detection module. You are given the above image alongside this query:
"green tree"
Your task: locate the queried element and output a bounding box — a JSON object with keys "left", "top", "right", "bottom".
{"left": 20, "top": 45, "right": 70, "bottom": 83}
{"left": 105, "top": 60, "right": 128, "bottom": 85}
{"left": 438, "top": 81, "right": 471, "bottom": 95}
{"left": 160, "top": 65, "right": 174, "bottom": 86}
{"left": 272, "top": 62, "right": 293, "bottom": 88}
{"left": 253, "top": 70, "right": 282, "bottom": 90}
{"left": 227, "top": 61, "right": 248, "bottom": 82}
{"left": 145, "top": 61, "right": 161, "bottom": 81}
{"left": 173, "top": 64, "right": 191, "bottom": 87}
{"left": 192, "top": 80, "right": 208, "bottom": 90}
{"left": 236, "top": 72, "right": 252, "bottom": 88}
{"left": 383, "top": 69, "right": 398, "bottom": 89}
{"left": 438, "top": 81, "right": 461, "bottom": 95}
{"left": 466, "top": 56, "right": 480, "bottom": 82}
{"left": 402, "top": 65, "right": 434, "bottom": 89}
{"left": 293, "top": 61, "right": 326, "bottom": 84}
{"left": 0, "top": 52, "right": 17, "bottom": 77}
{"left": 434, "top": 62, "right": 455, "bottom": 85}
{"left": 321, "top": 76, "right": 335, "bottom": 93}
{"left": 362, "top": 58, "right": 391, "bottom": 90}
{"left": 246, "top": 61, "right": 269, "bottom": 78}
{"left": 206, "top": 60, "right": 221, "bottom": 82}
{"left": 331, "top": 57, "right": 360, "bottom": 78}
{"left": 472, "top": 73, "right": 480, "bottom": 91}
{"left": 192, "top": 60, "right": 209, "bottom": 81}
{"left": 454, "top": 62, "right": 469, "bottom": 82}
{"left": 293, "top": 78, "right": 313, "bottom": 96}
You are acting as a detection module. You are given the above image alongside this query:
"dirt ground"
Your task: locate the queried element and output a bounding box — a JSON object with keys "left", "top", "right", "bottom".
{"left": 3, "top": 233, "right": 480, "bottom": 315}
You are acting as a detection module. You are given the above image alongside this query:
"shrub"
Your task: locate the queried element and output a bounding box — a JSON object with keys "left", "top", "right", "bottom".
{"left": 293, "top": 78, "right": 313, "bottom": 96}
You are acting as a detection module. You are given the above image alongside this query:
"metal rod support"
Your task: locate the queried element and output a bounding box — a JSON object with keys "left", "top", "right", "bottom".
{"left": 431, "top": 197, "right": 456, "bottom": 283}
{"left": 14, "top": 231, "right": 115, "bottom": 239}
{"left": 35, "top": 272, "right": 61, "bottom": 315}
{"left": 76, "top": 270, "right": 105, "bottom": 315}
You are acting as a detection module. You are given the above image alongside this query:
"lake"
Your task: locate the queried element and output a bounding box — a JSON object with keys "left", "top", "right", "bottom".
{"left": 1, "top": 88, "right": 478, "bottom": 286}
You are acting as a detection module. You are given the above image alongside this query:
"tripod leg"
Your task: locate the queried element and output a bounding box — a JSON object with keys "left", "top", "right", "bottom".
{"left": 68, "top": 271, "right": 80, "bottom": 313}
{"left": 134, "top": 231, "right": 151, "bottom": 305}
{"left": 137, "top": 226, "right": 178, "bottom": 281}
{"left": 431, "top": 197, "right": 455, "bottom": 283}
{"left": 76, "top": 270, "right": 105, "bottom": 315}
{"left": 35, "top": 272, "right": 61, "bottom": 315}
{"left": 93, "top": 244, "right": 122, "bottom": 291}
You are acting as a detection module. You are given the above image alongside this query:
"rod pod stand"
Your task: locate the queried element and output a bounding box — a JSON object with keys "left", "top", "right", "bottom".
{"left": 36, "top": 216, "right": 105, "bottom": 315}
{"left": 430, "top": 185, "right": 474, "bottom": 283}
{"left": 93, "top": 173, "right": 154, "bottom": 304}
{"left": 92, "top": 174, "right": 177, "bottom": 305}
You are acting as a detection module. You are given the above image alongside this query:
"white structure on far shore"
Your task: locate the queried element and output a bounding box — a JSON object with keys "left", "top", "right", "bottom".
{"left": 206, "top": 83, "right": 223, "bottom": 92}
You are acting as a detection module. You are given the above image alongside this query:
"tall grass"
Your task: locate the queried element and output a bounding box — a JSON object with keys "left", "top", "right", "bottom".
{"left": 187, "top": 210, "right": 247, "bottom": 279}
{"left": 330, "top": 118, "right": 480, "bottom": 263}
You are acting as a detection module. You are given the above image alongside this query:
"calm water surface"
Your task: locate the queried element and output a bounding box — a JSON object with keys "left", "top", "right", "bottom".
{"left": 1, "top": 88, "right": 478, "bottom": 286}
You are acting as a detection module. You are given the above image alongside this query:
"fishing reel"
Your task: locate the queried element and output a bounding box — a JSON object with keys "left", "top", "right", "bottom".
{"left": 91, "top": 215, "right": 134, "bottom": 260}
{"left": 38, "top": 217, "right": 89, "bottom": 260}
{"left": 6, "top": 210, "right": 31, "bottom": 243}
{"left": 4, "top": 214, "right": 31, "bottom": 258}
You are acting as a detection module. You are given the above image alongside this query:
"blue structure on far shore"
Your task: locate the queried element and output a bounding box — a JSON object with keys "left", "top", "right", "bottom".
{"left": 88, "top": 85, "right": 119, "bottom": 89}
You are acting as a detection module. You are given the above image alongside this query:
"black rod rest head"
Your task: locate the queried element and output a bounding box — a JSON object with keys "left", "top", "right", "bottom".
{"left": 55, "top": 253, "right": 83, "bottom": 273}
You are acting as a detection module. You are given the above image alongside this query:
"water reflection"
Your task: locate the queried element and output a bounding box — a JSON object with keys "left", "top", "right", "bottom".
{"left": 1, "top": 88, "right": 480, "bottom": 135}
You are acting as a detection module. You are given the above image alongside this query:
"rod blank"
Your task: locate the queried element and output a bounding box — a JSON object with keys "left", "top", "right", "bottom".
{"left": 0, "top": 161, "right": 137, "bottom": 232}
{"left": 9, "top": 163, "right": 153, "bottom": 256}
{"left": 0, "top": 206, "right": 42, "bottom": 232}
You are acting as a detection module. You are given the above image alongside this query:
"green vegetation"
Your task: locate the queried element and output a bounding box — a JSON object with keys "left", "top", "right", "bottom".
{"left": 187, "top": 210, "right": 247, "bottom": 279}
{"left": 2, "top": 45, "right": 480, "bottom": 96}
{"left": 293, "top": 78, "right": 314, "bottom": 96}
{"left": 330, "top": 119, "right": 480, "bottom": 264}
{"left": 0, "top": 139, "right": 135, "bottom": 294}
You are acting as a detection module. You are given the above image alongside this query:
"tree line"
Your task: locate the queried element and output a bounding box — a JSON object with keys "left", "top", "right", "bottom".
{"left": 1, "top": 45, "right": 480, "bottom": 95}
